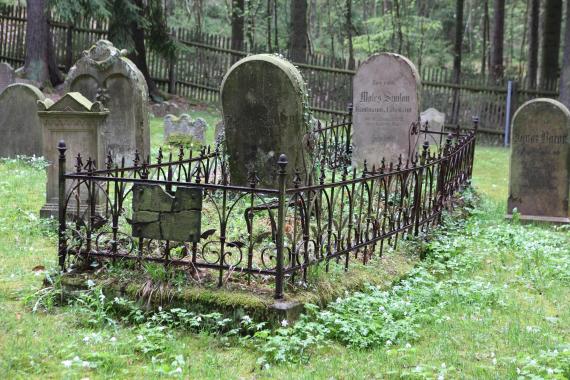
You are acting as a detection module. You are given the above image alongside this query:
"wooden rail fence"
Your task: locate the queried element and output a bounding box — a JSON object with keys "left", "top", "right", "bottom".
{"left": 0, "top": 5, "right": 559, "bottom": 141}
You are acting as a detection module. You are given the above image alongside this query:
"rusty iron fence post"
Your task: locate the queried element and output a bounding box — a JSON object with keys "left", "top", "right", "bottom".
{"left": 58, "top": 140, "right": 67, "bottom": 270}
{"left": 413, "top": 141, "right": 429, "bottom": 236}
{"left": 275, "top": 154, "right": 288, "bottom": 299}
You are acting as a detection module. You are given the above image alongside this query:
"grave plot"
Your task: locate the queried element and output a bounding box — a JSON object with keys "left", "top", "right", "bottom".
{"left": 52, "top": 54, "right": 478, "bottom": 320}
{"left": 55, "top": 113, "right": 478, "bottom": 304}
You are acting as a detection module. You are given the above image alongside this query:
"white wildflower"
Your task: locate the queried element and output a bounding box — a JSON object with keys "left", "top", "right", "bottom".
{"left": 61, "top": 360, "right": 73, "bottom": 368}
{"left": 86, "top": 279, "right": 95, "bottom": 288}
{"left": 242, "top": 315, "right": 252, "bottom": 324}
{"left": 110, "top": 336, "right": 117, "bottom": 343}
{"left": 281, "top": 319, "right": 289, "bottom": 327}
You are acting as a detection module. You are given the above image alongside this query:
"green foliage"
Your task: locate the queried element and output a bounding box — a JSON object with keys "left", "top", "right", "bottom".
{"left": 518, "top": 344, "right": 570, "bottom": 379}
{"left": 354, "top": 13, "right": 448, "bottom": 68}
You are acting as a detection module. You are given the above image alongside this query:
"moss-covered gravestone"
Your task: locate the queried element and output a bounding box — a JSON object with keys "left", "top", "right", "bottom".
{"left": 64, "top": 40, "right": 150, "bottom": 163}
{"left": 352, "top": 53, "right": 422, "bottom": 166}
{"left": 507, "top": 98, "right": 570, "bottom": 223}
{"left": 0, "top": 83, "right": 45, "bottom": 157}
{"left": 221, "top": 54, "right": 310, "bottom": 188}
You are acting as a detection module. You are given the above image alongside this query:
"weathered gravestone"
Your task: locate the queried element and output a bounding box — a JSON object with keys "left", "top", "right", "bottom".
{"left": 221, "top": 54, "right": 309, "bottom": 187}
{"left": 64, "top": 40, "right": 150, "bottom": 163}
{"left": 421, "top": 108, "right": 446, "bottom": 131}
{"left": 192, "top": 118, "right": 207, "bottom": 142}
{"left": 164, "top": 114, "right": 207, "bottom": 144}
{"left": 0, "top": 83, "right": 45, "bottom": 157}
{"left": 352, "top": 53, "right": 422, "bottom": 166}
{"left": 132, "top": 184, "right": 202, "bottom": 242}
{"left": 507, "top": 98, "right": 570, "bottom": 223}
{"left": 0, "top": 63, "right": 15, "bottom": 93}
{"left": 38, "top": 92, "right": 109, "bottom": 218}
{"left": 215, "top": 120, "right": 225, "bottom": 144}
{"left": 164, "top": 114, "right": 192, "bottom": 139}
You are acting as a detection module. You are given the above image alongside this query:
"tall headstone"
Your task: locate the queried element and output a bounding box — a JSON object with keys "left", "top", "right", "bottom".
{"left": 0, "top": 83, "right": 45, "bottom": 157}
{"left": 352, "top": 53, "right": 422, "bottom": 166}
{"left": 0, "top": 63, "right": 15, "bottom": 93}
{"left": 507, "top": 98, "right": 570, "bottom": 223}
{"left": 64, "top": 40, "right": 149, "bottom": 163}
{"left": 38, "top": 92, "right": 109, "bottom": 218}
{"left": 221, "top": 54, "right": 310, "bottom": 188}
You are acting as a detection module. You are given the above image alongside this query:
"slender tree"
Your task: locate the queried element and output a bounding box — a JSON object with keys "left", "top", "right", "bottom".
{"left": 346, "top": 0, "right": 355, "bottom": 69}
{"left": 526, "top": 0, "right": 539, "bottom": 89}
{"left": 289, "top": 0, "right": 308, "bottom": 63}
{"left": 481, "top": 0, "right": 489, "bottom": 76}
{"left": 559, "top": 0, "right": 570, "bottom": 107}
{"left": 539, "top": 0, "right": 562, "bottom": 89}
{"left": 24, "top": 0, "right": 63, "bottom": 87}
{"left": 490, "top": 0, "right": 505, "bottom": 81}
{"left": 231, "top": 0, "right": 245, "bottom": 54}
{"left": 452, "top": 0, "right": 464, "bottom": 125}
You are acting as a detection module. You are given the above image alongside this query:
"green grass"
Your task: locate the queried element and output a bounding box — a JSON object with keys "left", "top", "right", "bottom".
{"left": 1, "top": 119, "right": 569, "bottom": 379}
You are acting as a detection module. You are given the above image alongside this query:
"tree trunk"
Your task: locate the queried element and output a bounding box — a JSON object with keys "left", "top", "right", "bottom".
{"left": 346, "top": 0, "right": 355, "bottom": 69}
{"left": 539, "top": 0, "right": 562, "bottom": 89}
{"left": 274, "top": 0, "right": 279, "bottom": 50}
{"left": 490, "top": 0, "right": 505, "bottom": 81}
{"left": 481, "top": 0, "right": 489, "bottom": 76}
{"left": 231, "top": 0, "right": 245, "bottom": 58}
{"left": 526, "top": 0, "right": 539, "bottom": 88}
{"left": 24, "top": 0, "right": 63, "bottom": 88}
{"left": 128, "top": 0, "right": 160, "bottom": 101}
{"left": 267, "top": 0, "right": 272, "bottom": 50}
{"left": 393, "top": 0, "right": 403, "bottom": 54}
{"left": 452, "top": 0, "right": 464, "bottom": 125}
{"left": 327, "top": 0, "right": 335, "bottom": 57}
{"left": 559, "top": 0, "right": 570, "bottom": 107}
{"left": 289, "top": 0, "right": 308, "bottom": 63}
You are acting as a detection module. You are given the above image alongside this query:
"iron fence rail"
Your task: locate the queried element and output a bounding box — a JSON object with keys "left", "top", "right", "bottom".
{"left": 57, "top": 114, "right": 477, "bottom": 299}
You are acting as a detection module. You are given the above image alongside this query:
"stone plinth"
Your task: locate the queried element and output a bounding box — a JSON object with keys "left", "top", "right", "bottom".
{"left": 38, "top": 92, "right": 109, "bottom": 218}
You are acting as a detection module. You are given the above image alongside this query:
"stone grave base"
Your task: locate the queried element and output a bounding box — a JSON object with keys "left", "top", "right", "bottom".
{"left": 56, "top": 250, "right": 416, "bottom": 326}
{"left": 40, "top": 201, "right": 105, "bottom": 219}
{"left": 505, "top": 213, "right": 570, "bottom": 224}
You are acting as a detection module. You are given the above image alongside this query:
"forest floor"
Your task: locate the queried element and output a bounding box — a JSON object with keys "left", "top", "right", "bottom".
{"left": 0, "top": 111, "right": 569, "bottom": 379}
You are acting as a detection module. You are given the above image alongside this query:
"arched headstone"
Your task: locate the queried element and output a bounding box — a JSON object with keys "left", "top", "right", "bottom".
{"left": 352, "top": 53, "right": 421, "bottom": 166}
{"left": 507, "top": 98, "right": 570, "bottom": 223}
{"left": 64, "top": 40, "right": 150, "bottom": 162}
{"left": 0, "top": 83, "right": 45, "bottom": 157}
{"left": 221, "top": 54, "right": 310, "bottom": 188}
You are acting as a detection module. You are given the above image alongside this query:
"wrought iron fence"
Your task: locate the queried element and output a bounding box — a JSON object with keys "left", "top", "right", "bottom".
{"left": 56, "top": 114, "right": 477, "bottom": 299}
